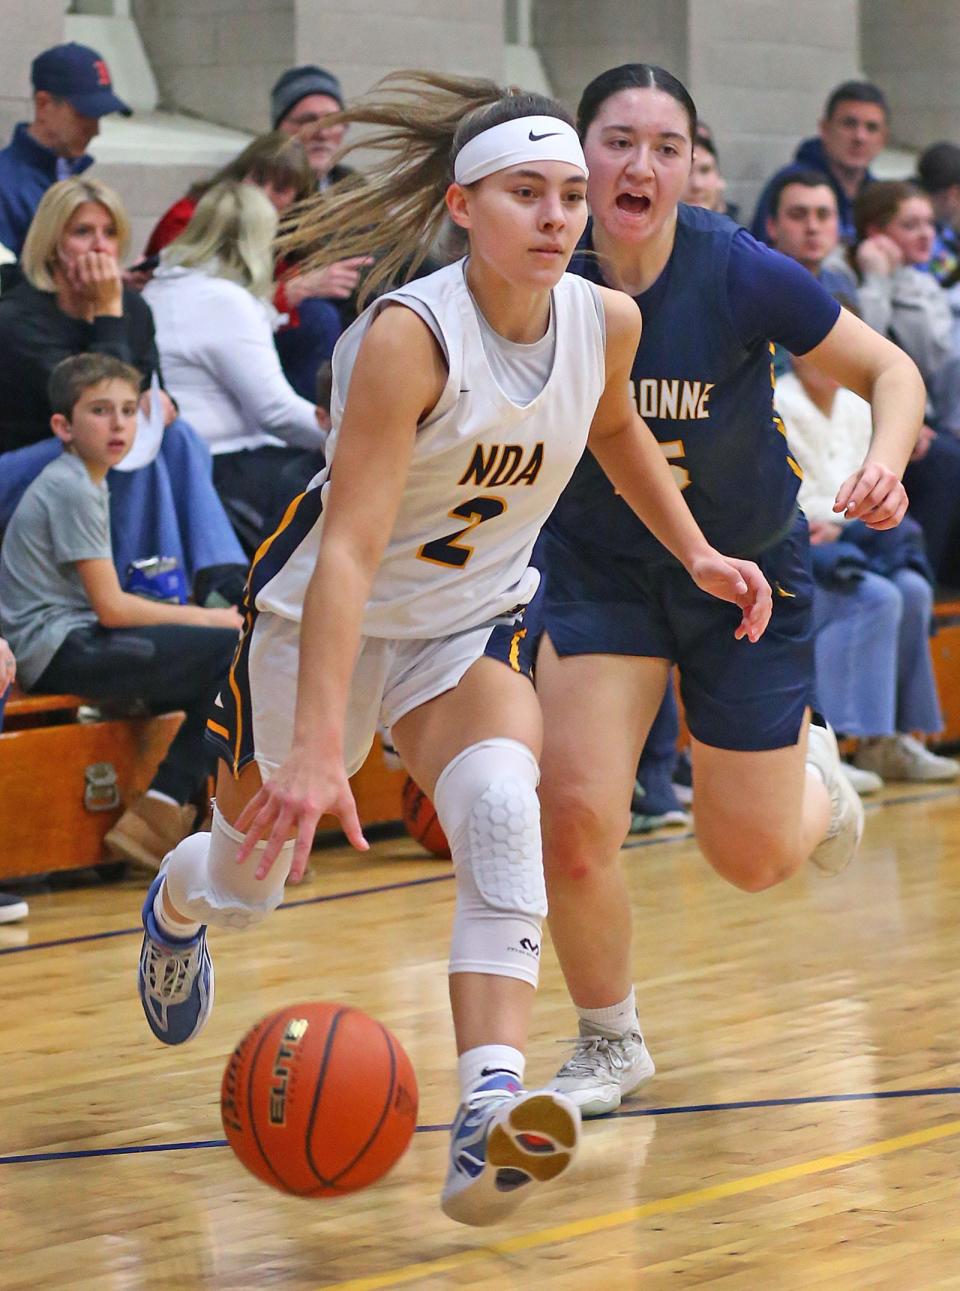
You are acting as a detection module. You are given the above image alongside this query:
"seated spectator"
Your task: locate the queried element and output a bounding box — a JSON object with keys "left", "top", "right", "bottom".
{"left": 752, "top": 80, "right": 889, "bottom": 246}
{"left": 851, "top": 181, "right": 953, "bottom": 387}
{"left": 765, "top": 169, "right": 854, "bottom": 297}
{"left": 143, "top": 130, "right": 315, "bottom": 258}
{"left": 918, "top": 142, "right": 960, "bottom": 282}
{"left": 849, "top": 180, "right": 960, "bottom": 584}
{"left": 272, "top": 66, "right": 374, "bottom": 395}
{"left": 0, "top": 42, "right": 131, "bottom": 259}
{"left": 0, "top": 635, "right": 27, "bottom": 924}
{"left": 143, "top": 130, "right": 365, "bottom": 402}
{"left": 143, "top": 182, "right": 326, "bottom": 553}
{"left": 0, "top": 355, "right": 241, "bottom": 867}
{"left": 777, "top": 350, "right": 958, "bottom": 786}
{"left": 916, "top": 142, "right": 960, "bottom": 352}
{"left": 0, "top": 176, "right": 247, "bottom": 601}
{"left": 271, "top": 64, "right": 350, "bottom": 189}
{"left": 682, "top": 122, "right": 738, "bottom": 222}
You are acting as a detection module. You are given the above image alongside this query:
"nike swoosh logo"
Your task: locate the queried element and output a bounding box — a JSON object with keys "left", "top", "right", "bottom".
{"left": 528, "top": 130, "right": 562, "bottom": 141}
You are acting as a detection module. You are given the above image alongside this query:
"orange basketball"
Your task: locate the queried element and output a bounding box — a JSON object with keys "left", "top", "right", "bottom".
{"left": 401, "top": 776, "right": 451, "bottom": 858}
{"left": 221, "top": 1002, "right": 418, "bottom": 1197}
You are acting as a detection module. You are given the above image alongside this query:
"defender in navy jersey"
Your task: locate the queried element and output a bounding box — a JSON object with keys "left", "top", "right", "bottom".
{"left": 133, "top": 74, "right": 771, "bottom": 1227}
{"left": 536, "top": 64, "right": 924, "bottom": 1119}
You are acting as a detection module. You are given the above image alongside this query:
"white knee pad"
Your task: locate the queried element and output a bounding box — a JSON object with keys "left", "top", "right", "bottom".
{"left": 433, "top": 739, "right": 546, "bottom": 989}
{"left": 163, "top": 805, "right": 295, "bottom": 931}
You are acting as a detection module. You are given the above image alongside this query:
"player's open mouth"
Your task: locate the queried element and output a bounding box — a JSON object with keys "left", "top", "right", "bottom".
{"left": 616, "top": 193, "right": 652, "bottom": 214}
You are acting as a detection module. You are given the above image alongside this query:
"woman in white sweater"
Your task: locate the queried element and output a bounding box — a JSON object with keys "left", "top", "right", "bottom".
{"left": 144, "top": 182, "right": 325, "bottom": 551}
{"left": 777, "top": 352, "right": 957, "bottom": 787}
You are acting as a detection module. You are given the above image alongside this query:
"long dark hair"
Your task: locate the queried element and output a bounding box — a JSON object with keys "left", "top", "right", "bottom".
{"left": 280, "top": 71, "right": 574, "bottom": 307}
{"left": 576, "top": 64, "right": 697, "bottom": 141}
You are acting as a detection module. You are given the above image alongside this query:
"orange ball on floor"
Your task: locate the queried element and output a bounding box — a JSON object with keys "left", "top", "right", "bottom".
{"left": 221, "top": 1002, "right": 418, "bottom": 1196}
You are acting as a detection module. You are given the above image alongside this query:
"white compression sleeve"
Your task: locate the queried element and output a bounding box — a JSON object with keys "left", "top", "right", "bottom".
{"left": 162, "top": 805, "right": 295, "bottom": 930}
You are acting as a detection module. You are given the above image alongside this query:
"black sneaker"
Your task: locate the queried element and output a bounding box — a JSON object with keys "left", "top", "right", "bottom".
{"left": 0, "top": 892, "right": 28, "bottom": 924}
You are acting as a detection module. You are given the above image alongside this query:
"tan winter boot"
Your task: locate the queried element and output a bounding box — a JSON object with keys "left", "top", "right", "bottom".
{"left": 103, "top": 796, "right": 198, "bottom": 870}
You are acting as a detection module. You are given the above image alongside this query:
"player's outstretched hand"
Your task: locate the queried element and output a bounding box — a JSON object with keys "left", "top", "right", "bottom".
{"left": 834, "top": 463, "right": 908, "bottom": 530}
{"left": 234, "top": 748, "right": 369, "bottom": 884}
{"left": 688, "top": 551, "right": 772, "bottom": 643}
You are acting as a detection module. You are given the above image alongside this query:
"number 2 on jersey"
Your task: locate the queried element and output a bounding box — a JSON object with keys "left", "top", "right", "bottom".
{"left": 418, "top": 496, "right": 507, "bottom": 568}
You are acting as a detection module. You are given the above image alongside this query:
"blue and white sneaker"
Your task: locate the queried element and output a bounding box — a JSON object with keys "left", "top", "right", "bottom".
{"left": 138, "top": 874, "right": 214, "bottom": 1045}
{"left": 441, "top": 1073, "right": 580, "bottom": 1226}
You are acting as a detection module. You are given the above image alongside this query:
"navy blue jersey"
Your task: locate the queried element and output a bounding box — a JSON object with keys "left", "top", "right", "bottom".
{"left": 550, "top": 204, "right": 841, "bottom": 560}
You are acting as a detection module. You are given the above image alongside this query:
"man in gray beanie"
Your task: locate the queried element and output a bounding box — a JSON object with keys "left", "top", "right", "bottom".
{"left": 271, "top": 64, "right": 349, "bottom": 187}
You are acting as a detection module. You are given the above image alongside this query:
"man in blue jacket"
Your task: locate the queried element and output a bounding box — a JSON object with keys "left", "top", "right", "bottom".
{"left": 0, "top": 42, "right": 131, "bottom": 257}
{"left": 751, "top": 81, "right": 889, "bottom": 247}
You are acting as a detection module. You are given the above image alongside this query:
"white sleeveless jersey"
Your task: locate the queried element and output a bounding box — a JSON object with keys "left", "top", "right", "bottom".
{"left": 255, "top": 258, "right": 607, "bottom": 638}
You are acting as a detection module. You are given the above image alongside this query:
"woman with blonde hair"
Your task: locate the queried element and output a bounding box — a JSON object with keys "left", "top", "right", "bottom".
{"left": 136, "top": 71, "right": 771, "bottom": 1225}
{"left": 144, "top": 180, "right": 325, "bottom": 552}
{"left": 142, "top": 132, "right": 368, "bottom": 400}
{"left": 0, "top": 176, "right": 247, "bottom": 618}
{"left": 144, "top": 130, "right": 315, "bottom": 256}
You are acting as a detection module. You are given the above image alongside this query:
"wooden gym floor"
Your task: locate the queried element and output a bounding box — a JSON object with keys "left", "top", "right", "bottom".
{"left": 3, "top": 783, "right": 960, "bottom": 1290}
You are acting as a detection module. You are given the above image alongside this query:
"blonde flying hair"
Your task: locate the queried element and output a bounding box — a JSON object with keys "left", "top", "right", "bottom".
{"left": 22, "top": 176, "right": 131, "bottom": 292}
{"left": 162, "top": 181, "right": 278, "bottom": 300}
{"left": 280, "top": 71, "right": 575, "bottom": 308}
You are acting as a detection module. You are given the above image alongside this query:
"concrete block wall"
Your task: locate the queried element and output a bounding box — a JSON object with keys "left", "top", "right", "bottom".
{"left": 536, "top": 0, "right": 688, "bottom": 119}
{"left": 0, "top": 1, "right": 65, "bottom": 145}
{"left": 294, "top": 0, "right": 506, "bottom": 107}
{"left": 862, "top": 0, "right": 960, "bottom": 148}
{"left": 132, "top": 0, "right": 296, "bottom": 136}
{"left": 687, "top": 0, "right": 860, "bottom": 223}
{"left": 132, "top": 0, "right": 504, "bottom": 141}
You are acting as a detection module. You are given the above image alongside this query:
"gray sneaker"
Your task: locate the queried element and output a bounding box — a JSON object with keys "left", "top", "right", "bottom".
{"left": 552, "top": 1021, "right": 656, "bottom": 1118}
{"left": 807, "top": 723, "right": 864, "bottom": 875}
{"left": 854, "top": 734, "right": 960, "bottom": 783}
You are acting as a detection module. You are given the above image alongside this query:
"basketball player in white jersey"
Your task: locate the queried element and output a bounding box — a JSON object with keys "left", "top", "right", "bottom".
{"left": 136, "top": 73, "right": 772, "bottom": 1226}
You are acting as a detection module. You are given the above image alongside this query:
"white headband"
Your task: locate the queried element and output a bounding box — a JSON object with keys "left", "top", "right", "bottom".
{"left": 453, "top": 115, "right": 588, "bottom": 186}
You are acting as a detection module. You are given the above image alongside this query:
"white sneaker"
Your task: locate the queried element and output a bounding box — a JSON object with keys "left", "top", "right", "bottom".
{"left": 552, "top": 1022, "right": 656, "bottom": 1118}
{"left": 854, "top": 734, "right": 960, "bottom": 783}
{"left": 441, "top": 1074, "right": 580, "bottom": 1226}
{"left": 806, "top": 723, "right": 865, "bottom": 876}
{"left": 840, "top": 761, "right": 883, "bottom": 796}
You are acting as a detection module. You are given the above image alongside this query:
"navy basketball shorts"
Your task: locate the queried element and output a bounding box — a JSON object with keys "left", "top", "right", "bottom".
{"left": 537, "top": 514, "right": 815, "bottom": 752}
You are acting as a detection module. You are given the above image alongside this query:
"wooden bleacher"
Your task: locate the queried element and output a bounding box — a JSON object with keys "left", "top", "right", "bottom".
{"left": 931, "top": 599, "right": 960, "bottom": 746}
{"left": 0, "top": 686, "right": 407, "bottom": 881}
{"left": 2, "top": 595, "right": 957, "bottom": 881}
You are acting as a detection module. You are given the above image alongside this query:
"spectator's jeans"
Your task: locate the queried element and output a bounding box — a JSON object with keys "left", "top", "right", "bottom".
{"left": 0, "top": 419, "right": 246, "bottom": 589}
{"left": 33, "top": 622, "right": 238, "bottom": 804}
{"left": 812, "top": 568, "right": 941, "bottom": 737}
{"left": 0, "top": 682, "right": 8, "bottom": 733}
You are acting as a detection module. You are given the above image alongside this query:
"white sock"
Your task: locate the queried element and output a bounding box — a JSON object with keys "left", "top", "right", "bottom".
{"left": 145, "top": 789, "right": 179, "bottom": 808}
{"left": 458, "top": 1044, "right": 525, "bottom": 1102}
{"left": 153, "top": 880, "right": 201, "bottom": 941}
{"left": 577, "top": 988, "right": 638, "bottom": 1037}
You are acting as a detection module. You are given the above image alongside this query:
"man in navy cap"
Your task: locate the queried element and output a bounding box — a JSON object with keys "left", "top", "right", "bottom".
{"left": 0, "top": 42, "right": 131, "bottom": 257}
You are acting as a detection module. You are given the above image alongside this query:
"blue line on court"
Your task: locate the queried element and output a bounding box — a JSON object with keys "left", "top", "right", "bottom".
{"left": 2, "top": 1085, "right": 957, "bottom": 1166}
{"left": 0, "top": 872, "right": 455, "bottom": 957}
{"left": 2, "top": 784, "right": 955, "bottom": 959}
